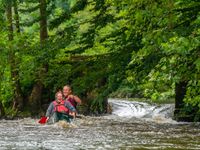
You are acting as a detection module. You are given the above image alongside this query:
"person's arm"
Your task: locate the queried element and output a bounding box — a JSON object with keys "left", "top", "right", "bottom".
{"left": 45, "top": 102, "right": 54, "bottom": 118}
{"left": 69, "top": 95, "right": 82, "bottom": 104}
{"left": 74, "top": 95, "right": 82, "bottom": 104}
{"left": 65, "top": 101, "right": 76, "bottom": 112}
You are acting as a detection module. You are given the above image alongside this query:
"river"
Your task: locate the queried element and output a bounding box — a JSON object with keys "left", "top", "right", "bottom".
{"left": 0, "top": 98, "right": 200, "bottom": 150}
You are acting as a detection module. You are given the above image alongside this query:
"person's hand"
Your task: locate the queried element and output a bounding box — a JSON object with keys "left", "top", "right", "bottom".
{"left": 68, "top": 94, "right": 73, "bottom": 99}
{"left": 46, "top": 117, "right": 49, "bottom": 121}
{"left": 69, "top": 112, "right": 76, "bottom": 118}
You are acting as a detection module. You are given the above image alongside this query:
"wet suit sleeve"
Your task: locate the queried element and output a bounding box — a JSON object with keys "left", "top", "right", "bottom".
{"left": 45, "top": 102, "right": 54, "bottom": 117}
{"left": 65, "top": 101, "right": 76, "bottom": 112}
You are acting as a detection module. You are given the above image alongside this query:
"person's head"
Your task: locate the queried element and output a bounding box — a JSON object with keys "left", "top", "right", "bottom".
{"left": 55, "top": 91, "right": 63, "bottom": 101}
{"left": 63, "top": 85, "right": 72, "bottom": 97}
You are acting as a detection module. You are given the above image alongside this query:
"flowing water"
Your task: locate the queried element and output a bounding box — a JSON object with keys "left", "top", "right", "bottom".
{"left": 0, "top": 98, "right": 200, "bottom": 150}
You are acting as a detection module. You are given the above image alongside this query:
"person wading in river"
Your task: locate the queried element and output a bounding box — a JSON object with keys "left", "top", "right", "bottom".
{"left": 63, "top": 85, "right": 82, "bottom": 109}
{"left": 45, "top": 91, "right": 76, "bottom": 123}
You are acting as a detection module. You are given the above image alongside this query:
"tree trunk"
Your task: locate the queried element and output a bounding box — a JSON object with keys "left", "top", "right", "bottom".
{"left": 0, "top": 101, "right": 5, "bottom": 118}
{"left": 28, "top": 0, "right": 48, "bottom": 114}
{"left": 28, "top": 81, "right": 43, "bottom": 114}
{"left": 39, "top": 0, "right": 48, "bottom": 44}
{"left": 13, "top": 0, "right": 20, "bottom": 33}
{"left": 174, "top": 81, "right": 188, "bottom": 121}
{"left": 6, "top": 0, "right": 24, "bottom": 111}
{"left": 6, "top": 0, "right": 13, "bottom": 41}
{"left": 10, "top": 63, "right": 24, "bottom": 110}
{"left": 168, "top": 0, "right": 174, "bottom": 30}
{"left": 0, "top": 70, "right": 5, "bottom": 117}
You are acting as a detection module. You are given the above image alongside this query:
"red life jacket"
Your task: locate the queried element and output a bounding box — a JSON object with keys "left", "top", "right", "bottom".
{"left": 53, "top": 100, "right": 69, "bottom": 114}
{"left": 65, "top": 96, "right": 77, "bottom": 108}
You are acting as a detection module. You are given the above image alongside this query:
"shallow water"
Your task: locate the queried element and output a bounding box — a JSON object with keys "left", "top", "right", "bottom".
{"left": 0, "top": 99, "right": 200, "bottom": 150}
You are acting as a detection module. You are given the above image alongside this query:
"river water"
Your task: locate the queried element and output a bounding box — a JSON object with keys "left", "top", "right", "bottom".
{"left": 0, "top": 98, "right": 200, "bottom": 150}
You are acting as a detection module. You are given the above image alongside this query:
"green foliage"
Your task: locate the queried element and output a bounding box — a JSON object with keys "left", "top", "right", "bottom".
{"left": 0, "top": 0, "right": 200, "bottom": 117}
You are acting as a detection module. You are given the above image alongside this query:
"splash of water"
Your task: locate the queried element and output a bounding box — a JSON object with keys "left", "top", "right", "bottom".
{"left": 0, "top": 100, "right": 200, "bottom": 149}
{"left": 109, "top": 98, "right": 176, "bottom": 123}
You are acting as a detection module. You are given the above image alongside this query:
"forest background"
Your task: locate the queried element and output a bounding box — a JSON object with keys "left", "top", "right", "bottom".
{"left": 0, "top": 0, "right": 199, "bottom": 121}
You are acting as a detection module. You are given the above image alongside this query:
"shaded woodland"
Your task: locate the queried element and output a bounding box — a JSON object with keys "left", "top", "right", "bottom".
{"left": 0, "top": 0, "right": 199, "bottom": 121}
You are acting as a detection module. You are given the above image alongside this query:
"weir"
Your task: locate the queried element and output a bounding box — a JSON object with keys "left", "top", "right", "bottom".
{"left": 109, "top": 99, "right": 175, "bottom": 123}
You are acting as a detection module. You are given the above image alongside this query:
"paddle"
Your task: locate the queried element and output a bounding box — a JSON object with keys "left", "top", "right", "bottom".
{"left": 38, "top": 116, "right": 48, "bottom": 124}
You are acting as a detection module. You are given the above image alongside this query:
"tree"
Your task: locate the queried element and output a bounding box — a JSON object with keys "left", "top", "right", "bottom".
{"left": 27, "top": 0, "right": 48, "bottom": 114}
{"left": 5, "top": 0, "right": 24, "bottom": 111}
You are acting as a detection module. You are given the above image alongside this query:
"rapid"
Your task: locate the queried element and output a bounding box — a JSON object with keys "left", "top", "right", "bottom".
{"left": 0, "top": 98, "right": 200, "bottom": 150}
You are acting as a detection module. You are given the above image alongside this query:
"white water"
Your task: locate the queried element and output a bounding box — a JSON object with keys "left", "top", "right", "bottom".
{"left": 0, "top": 99, "right": 200, "bottom": 150}
{"left": 109, "top": 98, "right": 176, "bottom": 123}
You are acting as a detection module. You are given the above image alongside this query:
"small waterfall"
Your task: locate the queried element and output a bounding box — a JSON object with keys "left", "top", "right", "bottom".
{"left": 109, "top": 98, "right": 175, "bottom": 123}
